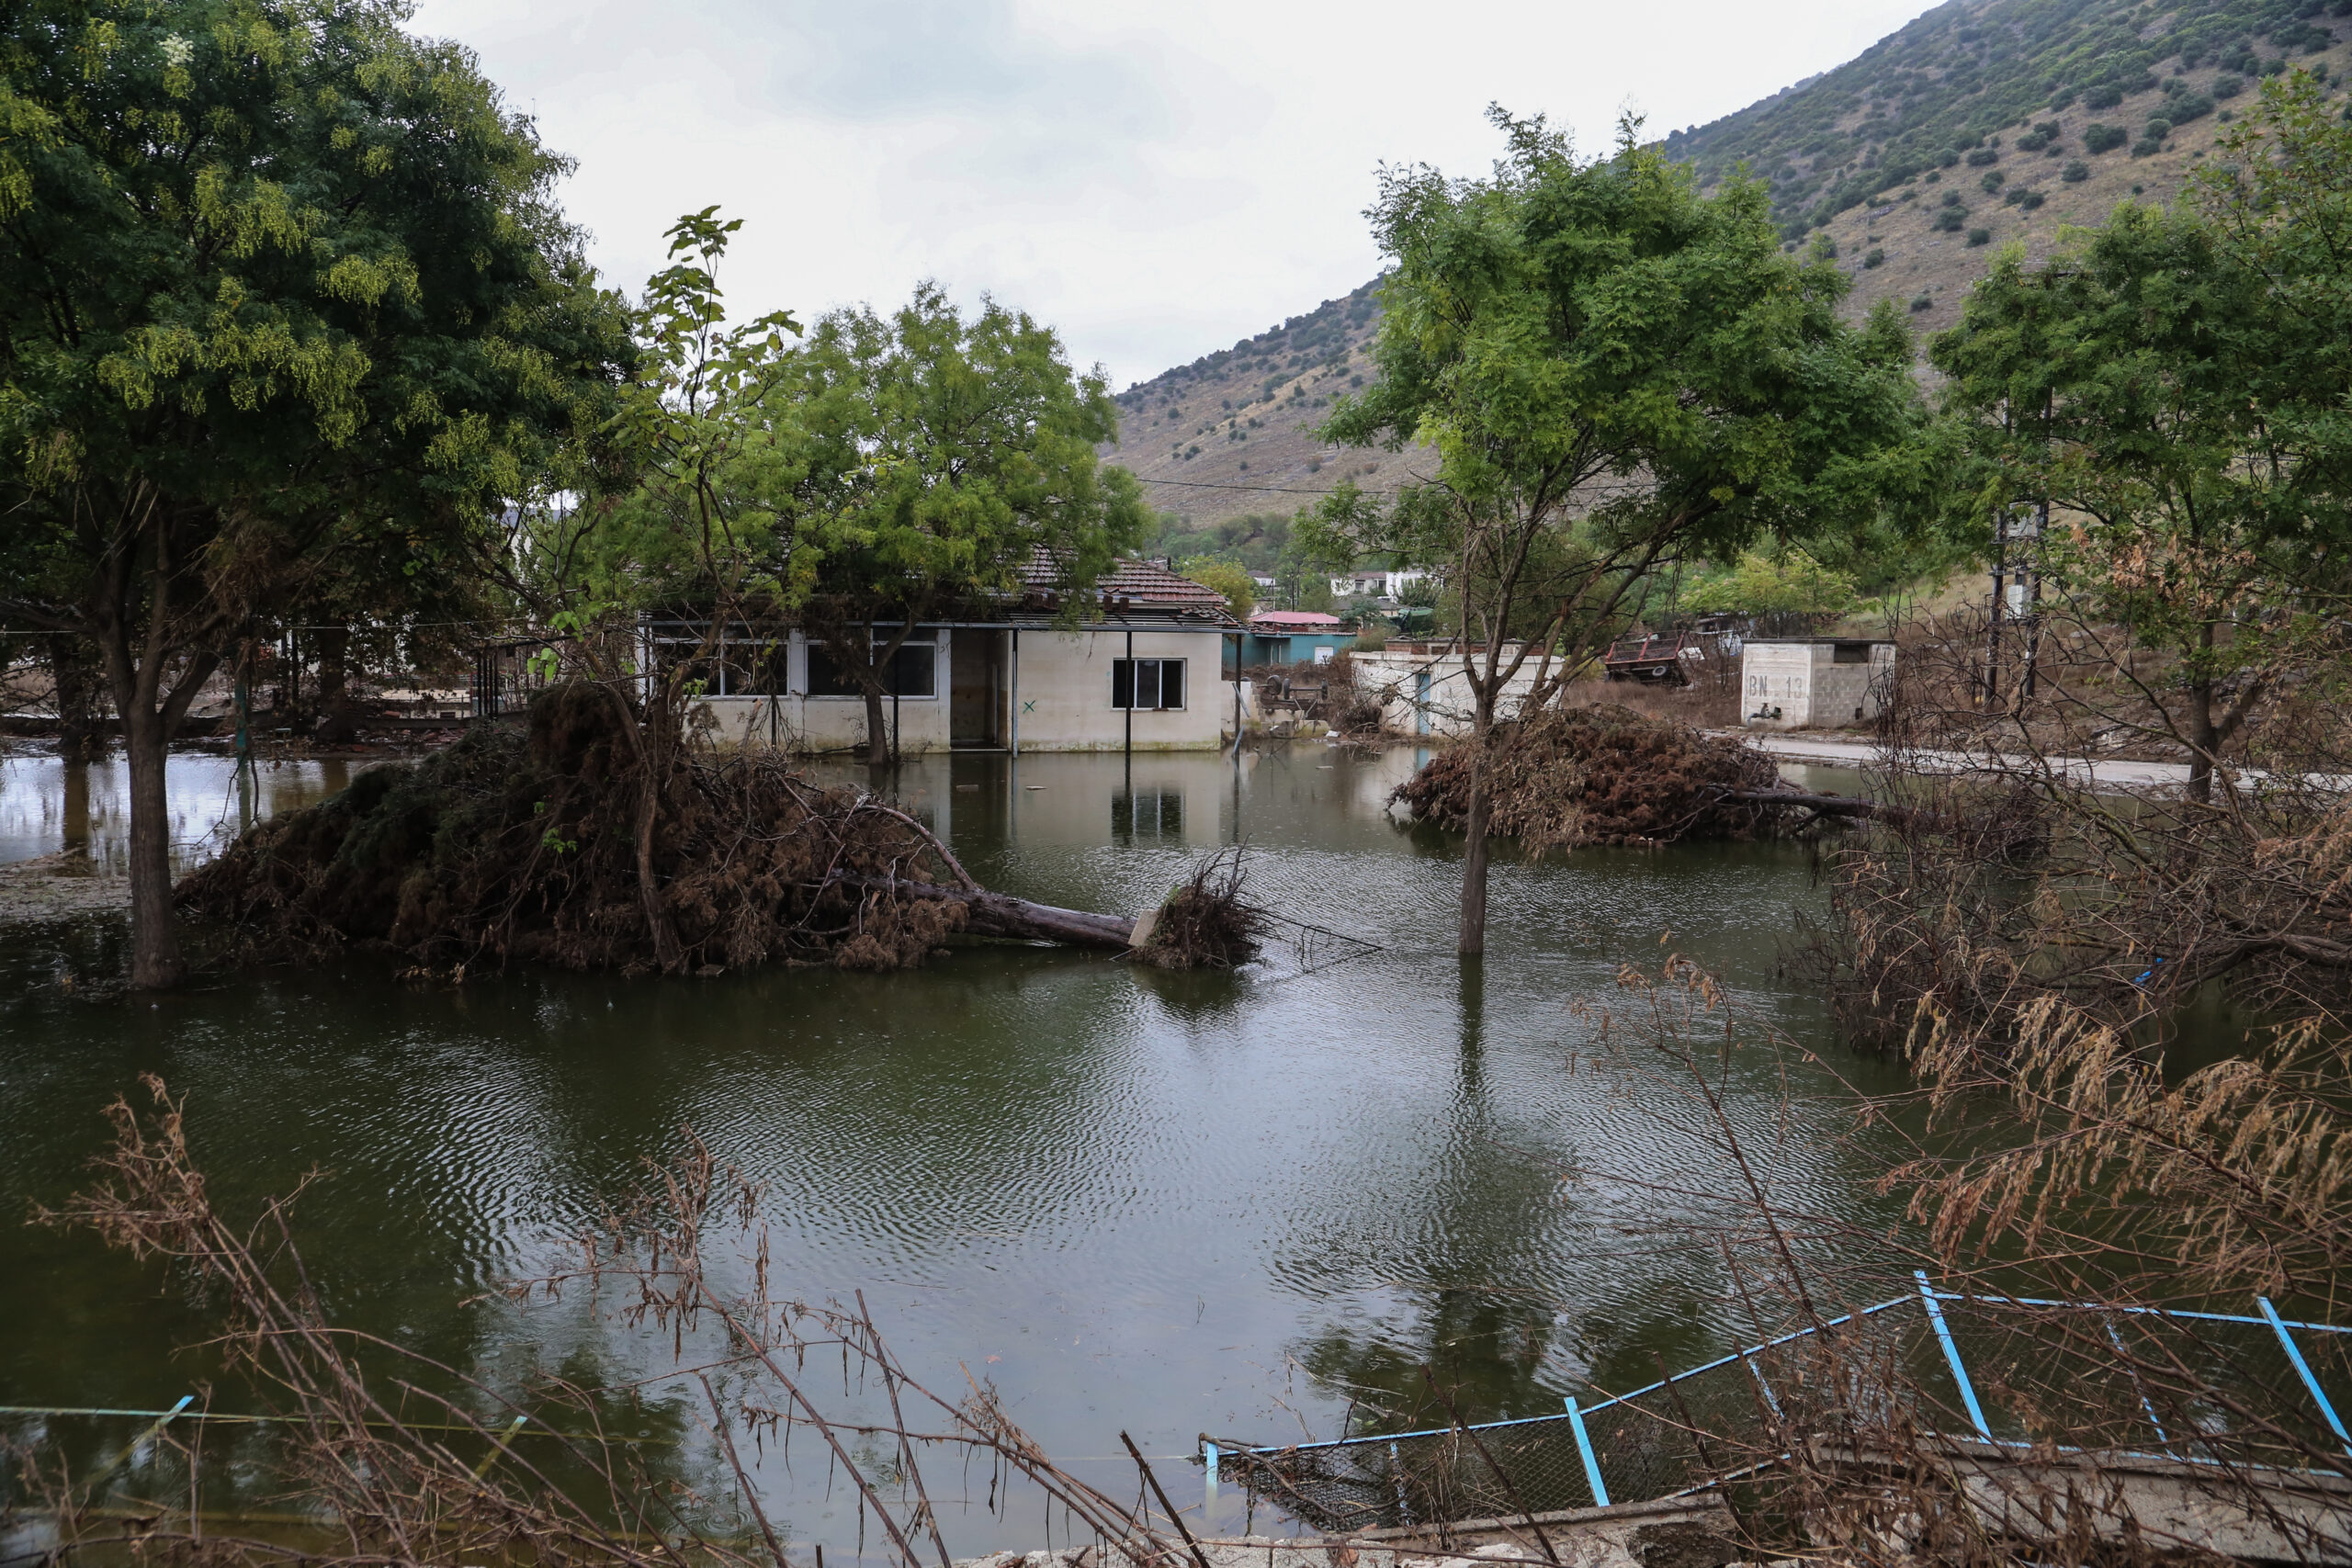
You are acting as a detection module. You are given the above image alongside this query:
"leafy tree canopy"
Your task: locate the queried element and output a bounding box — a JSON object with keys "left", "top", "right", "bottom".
{"left": 1310, "top": 107, "right": 1928, "bottom": 632}
{"left": 601, "top": 283, "right": 1148, "bottom": 763}
{"left": 1684, "top": 548, "right": 1861, "bottom": 620}
{"left": 0, "top": 0, "right": 637, "bottom": 985}
{"left": 1179, "top": 557, "right": 1256, "bottom": 619}
{"left": 1928, "top": 71, "right": 2352, "bottom": 795}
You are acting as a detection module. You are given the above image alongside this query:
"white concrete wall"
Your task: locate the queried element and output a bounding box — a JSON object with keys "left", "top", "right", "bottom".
{"left": 687, "top": 628, "right": 950, "bottom": 754}
{"left": 1740, "top": 643, "right": 1816, "bottom": 728}
{"left": 1740, "top": 642, "right": 1894, "bottom": 730}
{"left": 1008, "top": 626, "right": 1225, "bottom": 752}
{"left": 1351, "top": 646, "right": 1544, "bottom": 738}
{"left": 685, "top": 626, "right": 1227, "bottom": 754}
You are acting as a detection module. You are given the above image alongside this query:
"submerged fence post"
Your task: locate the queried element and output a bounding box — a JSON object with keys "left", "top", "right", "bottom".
{"left": 1916, "top": 1271, "right": 1992, "bottom": 1439}
{"left": 86, "top": 1393, "right": 194, "bottom": 1492}
{"left": 1744, "top": 1355, "right": 1783, "bottom": 1420}
{"left": 2259, "top": 1296, "right": 2352, "bottom": 1456}
{"left": 1563, "top": 1396, "right": 1609, "bottom": 1509}
{"left": 1201, "top": 1438, "right": 1218, "bottom": 1514}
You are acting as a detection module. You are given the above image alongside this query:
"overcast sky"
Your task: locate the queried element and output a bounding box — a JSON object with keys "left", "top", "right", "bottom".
{"left": 408, "top": 0, "right": 1934, "bottom": 391}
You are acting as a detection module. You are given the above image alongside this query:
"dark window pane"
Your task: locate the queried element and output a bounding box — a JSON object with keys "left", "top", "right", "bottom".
{"left": 742, "top": 644, "right": 790, "bottom": 695}
{"left": 890, "top": 642, "right": 936, "bottom": 696}
{"left": 1135, "top": 660, "right": 1161, "bottom": 710}
{"left": 808, "top": 645, "right": 865, "bottom": 696}
{"left": 1112, "top": 659, "right": 1134, "bottom": 709}
{"left": 1159, "top": 660, "right": 1185, "bottom": 710}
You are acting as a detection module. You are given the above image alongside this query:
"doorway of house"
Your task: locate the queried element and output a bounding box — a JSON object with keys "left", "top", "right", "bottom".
{"left": 950, "top": 628, "right": 1003, "bottom": 748}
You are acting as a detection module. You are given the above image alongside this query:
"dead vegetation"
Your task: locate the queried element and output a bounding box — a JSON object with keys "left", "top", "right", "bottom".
{"left": 175, "top": 682, "right": 1263, "bottom": 976}
{"left": 1390, "top": 706, "right": 1792, "bottom": 852}
{"left": 1793, "top": 596, "right": 2352, "bottom": 1060}
{"left": 1127, "top": 846, "right": 1272, "bottom": 970}
{"left": 175, "top": 683, "right": 978, "bottom": 975}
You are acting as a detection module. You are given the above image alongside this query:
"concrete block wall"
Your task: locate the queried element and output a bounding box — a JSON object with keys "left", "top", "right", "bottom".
{"left": 1740, "top": 640, "right": 1894, "bottom": 730}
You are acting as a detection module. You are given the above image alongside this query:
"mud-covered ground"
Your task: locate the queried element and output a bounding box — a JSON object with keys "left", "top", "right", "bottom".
{"left": 0, "top": 851, "right": 128, "bottom": 923}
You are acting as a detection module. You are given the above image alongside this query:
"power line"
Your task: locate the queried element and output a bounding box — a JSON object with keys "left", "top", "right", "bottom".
{"left": 1134, "top": 473, "right": 1666, "bottom": 501}
{"left": 1138, "top": 477, "right": 1374, "bottom": 496}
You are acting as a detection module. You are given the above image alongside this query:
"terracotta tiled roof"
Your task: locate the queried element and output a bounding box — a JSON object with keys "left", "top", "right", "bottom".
{"left": 1015, "top": 549, "right": 1233, "bottom": 618}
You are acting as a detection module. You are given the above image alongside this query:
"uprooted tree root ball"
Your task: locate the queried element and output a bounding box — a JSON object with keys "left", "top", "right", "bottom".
{"left": 1392, "top": 705, "right": 1787, "bottom": 852}
{"left": 1128, "top": 846, "right": 1272, "bottom": 969}
{"left": 177, "top": 683, "right": 976, "bottom": 975}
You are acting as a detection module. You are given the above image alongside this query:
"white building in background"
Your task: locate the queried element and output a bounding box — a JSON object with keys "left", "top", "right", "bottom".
{"left": 1328, "top": 567, "right": 1430, "bottom": 600}
{"left": 654, "top": 556, "right": 1240, "bottom": 755}
{"left": 1739, "top": 638, "right": 1894, "bottom": 730}
{"left": 1349, "top": 641, "right": 1546, "bottom": 737}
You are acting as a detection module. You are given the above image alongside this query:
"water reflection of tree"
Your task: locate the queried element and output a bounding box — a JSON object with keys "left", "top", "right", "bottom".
{"left": 1288, "top": 1284, "right": 1566, "bottom": 1435}
{"left": 1266, "top": 961, "right": 1859, "bottom": 1439}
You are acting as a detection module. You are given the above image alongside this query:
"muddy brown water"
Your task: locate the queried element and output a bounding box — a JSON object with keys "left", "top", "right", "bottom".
{"left": 0, "top": 742, "right": 1916, "bottom": 1552}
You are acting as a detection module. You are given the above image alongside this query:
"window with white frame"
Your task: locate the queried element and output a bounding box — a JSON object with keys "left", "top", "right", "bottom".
{"left": 1111, "top": 658, "right": 1185, "bottom": 711}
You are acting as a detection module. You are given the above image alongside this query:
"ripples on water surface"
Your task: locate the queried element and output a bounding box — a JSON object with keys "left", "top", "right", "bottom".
{"left": 0, "top": 742, "right": 1911, "bottom": 1548}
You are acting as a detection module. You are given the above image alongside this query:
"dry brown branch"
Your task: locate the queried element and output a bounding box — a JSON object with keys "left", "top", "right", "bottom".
{"left": 1126, "top": 848, "right": 1272, "bottom": 971}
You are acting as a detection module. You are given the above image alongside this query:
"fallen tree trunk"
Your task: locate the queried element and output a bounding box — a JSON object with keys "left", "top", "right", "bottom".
{"left": 839, "top": 875, "right": 1136, "bottom": 950}
{"left": 1724, "top": 788, "right": 1909, "bottom": 822}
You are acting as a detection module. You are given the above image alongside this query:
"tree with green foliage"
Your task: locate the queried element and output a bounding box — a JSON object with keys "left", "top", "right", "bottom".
{"left": 1309, "top": 107, "right": 1928, "bottom": 955}
{"left": 0, "top": 0, "right": 636, "bottom": 987}
{"left": 1180, "top": 558, "right": 1257, "bottom": 620}
{"left": 504, "top": 209, "right": 802, "bottom": 972}
{"left": 769, "top": 286, "right": 1148, "bottom": 764}
{"left": 1931, "top": 71, "right": 2352, "bottom": 802}
{"left": 1685, "top": 548, "right": 1860, "bottom": 624}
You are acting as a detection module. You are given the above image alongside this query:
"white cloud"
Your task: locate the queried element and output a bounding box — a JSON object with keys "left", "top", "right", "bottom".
{"left": 412, "top": 0, "right": 1934, "bottom": 389}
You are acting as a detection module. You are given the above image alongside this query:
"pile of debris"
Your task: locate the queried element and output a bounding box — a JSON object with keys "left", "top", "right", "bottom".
{"left": 1392, "top": 705, "right": 1792, "bottom": 852}
{"left": 179, "top": 683, "right": 1258, "bottom": 976}
{"left": 1125, "top": 846, "right": 1272, "bottom": 969}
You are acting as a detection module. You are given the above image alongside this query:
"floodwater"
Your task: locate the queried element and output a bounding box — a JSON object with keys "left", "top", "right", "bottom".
{"left": 0, "top": 741, "right": 1914, "bottom": 1551}
{"left": 0, "top": 750, "right": 368, "bottom": 873}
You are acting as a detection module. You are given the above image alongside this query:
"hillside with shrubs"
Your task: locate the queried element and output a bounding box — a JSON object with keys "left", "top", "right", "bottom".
{"left": 1687, "top": 0, "right": 2352, "bottom": 331}
{"left": 1106, "top": 0, "right": 2351, "bottom": 524}
{"left": 1105, "top": 281, "right": 1417, "bottom": 534}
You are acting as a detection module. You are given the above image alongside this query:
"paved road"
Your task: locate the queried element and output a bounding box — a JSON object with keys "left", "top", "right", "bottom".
{"left": 1727, "top": 730, "right": 2201, "bottom": 789}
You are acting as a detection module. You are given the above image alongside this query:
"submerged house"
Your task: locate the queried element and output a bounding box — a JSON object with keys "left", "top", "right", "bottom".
{"left": 661, "top": 554, "right": 1239, "bottom": 755}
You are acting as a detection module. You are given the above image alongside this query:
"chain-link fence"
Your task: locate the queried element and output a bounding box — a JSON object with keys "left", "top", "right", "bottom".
{"left": 1214, "top": 1280, "right": 2352, "bottom": 1536}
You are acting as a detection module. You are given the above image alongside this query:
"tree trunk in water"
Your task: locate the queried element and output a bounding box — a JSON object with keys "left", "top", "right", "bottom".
{"left": 600, "top": 684, "right": 684, "bottom": 973}
{"left": 632, "top": 768, "right": 682, "bottom": 971}
{"left": 2187, "top": 621, "right": 2218, "bottom": 805}
{"left": 47, "top": 636, "right": 102, "bottom": 763}
{"left": 865, "top": 684, "right": 892, "bottom": 765}
{"left": 121, "top": 701, "right": 186, "bottom": 989}
{"left": 865, "top": 880, "right": 1136, "bottom": 948}
{"left": 1458, "top": 700, "right": 1493, "bottom": 957}
{"left": 311, "top": 626, "right": 353, "bottom": 743}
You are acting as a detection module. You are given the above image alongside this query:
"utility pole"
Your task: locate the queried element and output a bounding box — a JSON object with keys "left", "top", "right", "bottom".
{"left": 2019, "top": 499, "right": 2046, "bottom": 702}
{"left": 1984, "top": 507, "right": 2008, "bottom": 707}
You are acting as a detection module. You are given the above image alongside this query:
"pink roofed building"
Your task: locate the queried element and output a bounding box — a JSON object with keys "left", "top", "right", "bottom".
{"left": 1237, "top": 609, "right": 1353, "bottom": 670}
